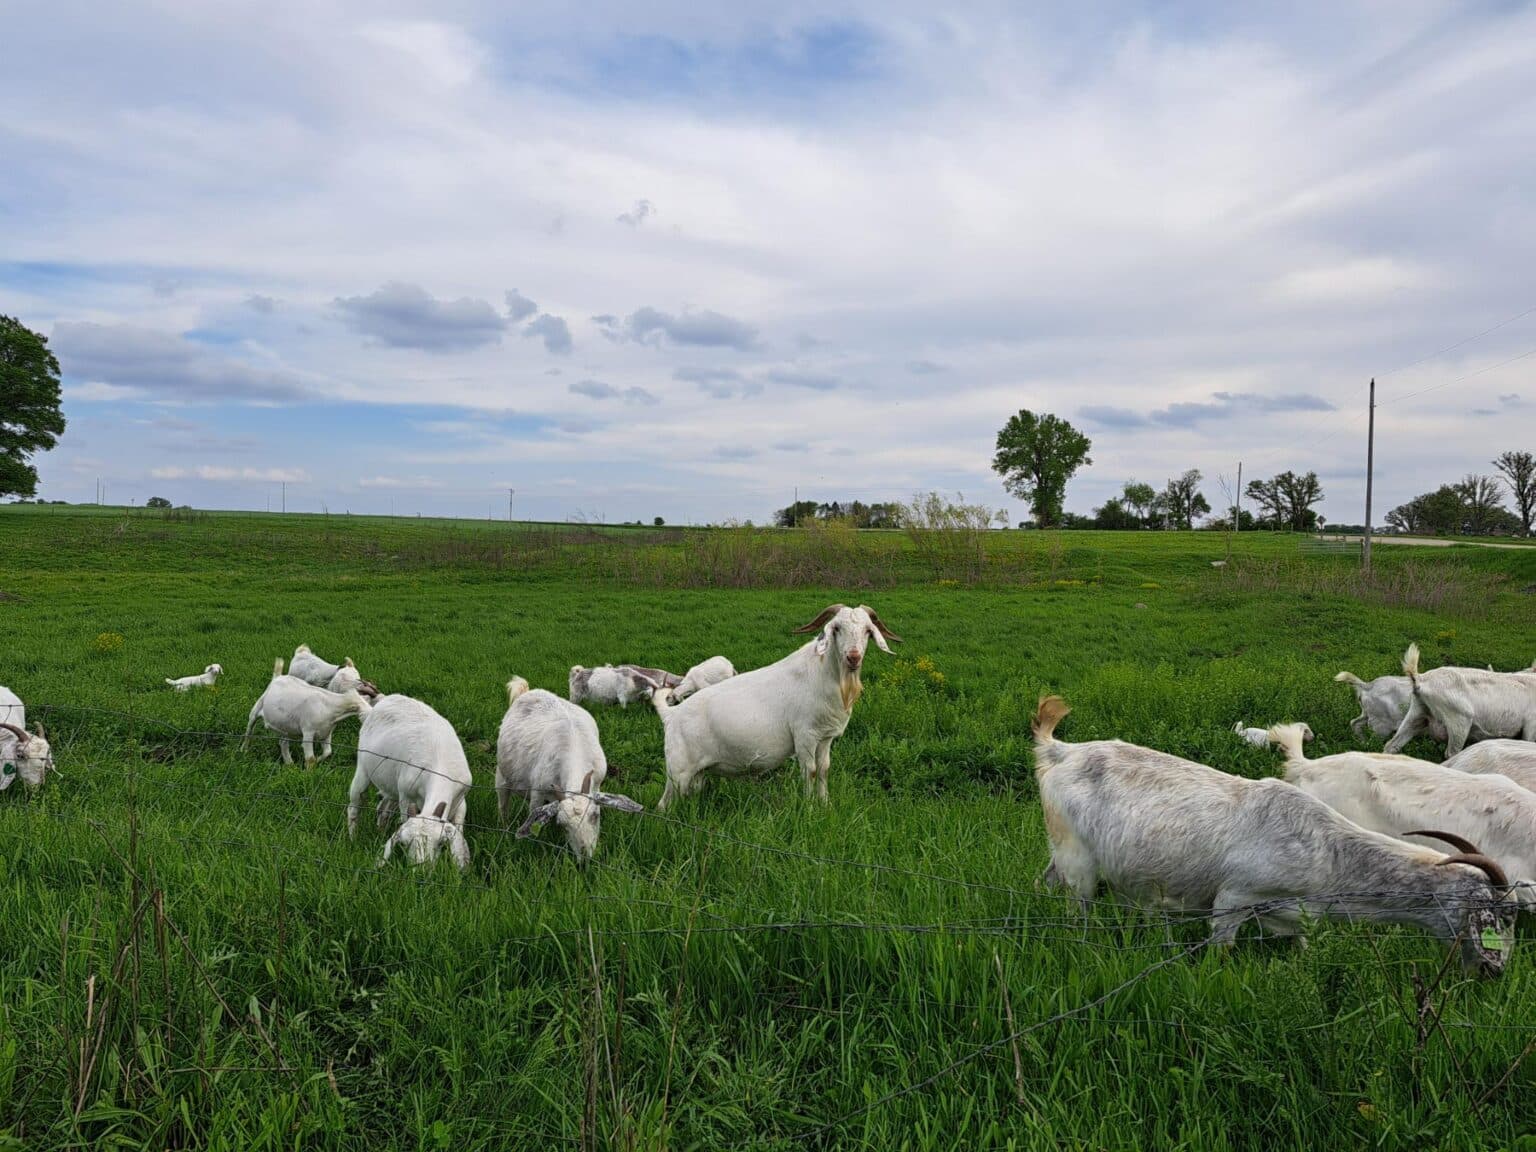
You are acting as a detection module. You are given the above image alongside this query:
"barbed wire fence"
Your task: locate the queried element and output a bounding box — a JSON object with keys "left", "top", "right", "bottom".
{"left": 7, "top": 701, "right": 1536, "bottom": 1145}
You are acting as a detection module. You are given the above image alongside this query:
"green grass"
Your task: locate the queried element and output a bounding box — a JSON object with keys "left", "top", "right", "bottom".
{"left": 3, "top": 508, "right": 1536, "bottom": 1149}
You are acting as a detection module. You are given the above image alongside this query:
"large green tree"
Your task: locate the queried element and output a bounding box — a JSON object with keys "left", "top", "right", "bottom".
{"left": 1159, "top": 469, "right": 1210, "bottom": 529}
{"left": 990, "top": 410, "right": 1092, "bottom": 527}
{"left": 0, "top": 315, "right": 67, "bottom": 499}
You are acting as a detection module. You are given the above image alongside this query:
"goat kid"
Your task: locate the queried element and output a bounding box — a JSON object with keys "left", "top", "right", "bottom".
{"left": 243, "top": 658, "right": 371, "bottom": 767}
{"left": 165, "top": 663, "right": 223, "bottom": 691}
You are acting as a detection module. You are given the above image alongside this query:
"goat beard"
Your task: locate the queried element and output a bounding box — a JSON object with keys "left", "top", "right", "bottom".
{"left": 840, "top": 666, "right": 864, "bottom": 712}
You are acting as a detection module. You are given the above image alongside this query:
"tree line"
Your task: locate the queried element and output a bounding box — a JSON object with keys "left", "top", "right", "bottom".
{"left": 1387, "top": 454, "right": 1535, "bottom": 537}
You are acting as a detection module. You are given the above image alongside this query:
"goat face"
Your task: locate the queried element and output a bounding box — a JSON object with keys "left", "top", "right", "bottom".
{"left": 384, "top": 810, "right": 469, "bottom": 869}
{"left": 1461, "top": 899, "right": 1518, "bottom": 977}
{"left": 796, "top": 604, "right": 902, "bottom": 674}
{"left": 1, "top": 723, "right": 54, "bottom": 791}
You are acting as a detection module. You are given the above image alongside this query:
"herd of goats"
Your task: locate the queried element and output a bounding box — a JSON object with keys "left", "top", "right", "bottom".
{"left": 3, "top": 602, "right": 1536, "bottom": 977}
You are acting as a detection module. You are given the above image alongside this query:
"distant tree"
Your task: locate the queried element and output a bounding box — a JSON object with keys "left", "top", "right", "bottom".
{"left": 1159, "top": 470, "right": 1210, "bottom": 530}
{"left": 774, "top": 500, "right": 820, "bottom": 528}
{"left": 1120, "top": 481, "right": 1156, "bottom": 526}
{"left": 1456, "top": 474, "right": 1507, "bottom": 536}
{"left": 146, "top": 496, "right": 172, "bottom": 509}
{"left": 0, "top": 315, "right": 67, "bottom": 500}
{"left": 1387, "top": 485, "right": 1473, "bottom": 536}
{"left": 991, "top": 410, "right": 1093, "bottom": 528}
{"left": 1091, "top": 497, "right": 1141, "bottom": 530}
{"left": 653, "top": 515, "right": 664, "bottom": 526}
{"left": 1243, "top": 470, "right": 1324, "bottom": 530}
{"left": 1493, "top": 450, "right": 1535, "bottom": 536}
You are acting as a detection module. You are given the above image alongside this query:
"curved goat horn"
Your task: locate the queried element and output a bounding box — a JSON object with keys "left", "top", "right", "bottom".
{"left": 791, "top": 604, "right": 846, "bottom": 635}
{"left": 1405, "top": 829, "right": 1481, "bottom": 856}
{"left": 859, "top": 605, "right": 903, "bottom": 644}
{"left": 0, "top": 722, "right": 29, "bottom": 743}
{"left": 1437, "top": 853, "right": 1509, "bottom": 890}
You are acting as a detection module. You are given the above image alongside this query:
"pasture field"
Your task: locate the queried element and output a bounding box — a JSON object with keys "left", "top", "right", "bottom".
{"left": 3, "top": 506, "right": 1536, "bottom": 1150}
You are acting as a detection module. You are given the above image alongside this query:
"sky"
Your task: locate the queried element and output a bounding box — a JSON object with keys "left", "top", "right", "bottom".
{"left": 3, "top": 0, "right": 1534, "bottom": 525}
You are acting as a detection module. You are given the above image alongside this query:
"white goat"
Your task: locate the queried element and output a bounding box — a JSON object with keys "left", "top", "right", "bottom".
{"left": 496, "top": 677, "right": 643, "bottom": 861}
{"left": 242, "top": 658, "right": 372, "bottom": 767}
{"left": 0, "top": 686, "right": 54, "bottom": 793}
{"left": 1033, "top": 698, "right": 1516, "bottom": 973}
{"left": 1271, "top": 722, "right": 1536, "bottom": 904}
{"left": 289, "top": 643, "right": 377, "bottom": 697}
{"left": 568, "top": 664, "right": 658, "bottom": 708}
{"left": 165, "top": 663, "right": 223, "bottom": 691}
{"left": 619, "top": 664, "right": 683, "bottom": 691}
{"left": 670, "top": 656, "right": 737, "bottom": 702}
{"left": 347, "top": 694, "right": 471, "bottom": 869}
{"left": 1384, "top": 644, "right": 1536, "bottom": 756}
{"left": 1442, "top": 740, "right": 1536, "bottom": 795}
{"left": 1232, "top": 720, "right": 1311, "bottom": 748}
{"left": 650, "top": 604, "right": 899, "bottom": 808}
{"left": 1334, "top": 670, "right": 1446, "bottom": 742}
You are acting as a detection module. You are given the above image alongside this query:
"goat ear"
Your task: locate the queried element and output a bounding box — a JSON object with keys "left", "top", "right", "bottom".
{"left": 517, "top": 803, "right": 559, "bottom": 838}
{"left": 859, "top": 606, "right": 902, "bottom": 647}
{"left": 432, "top": 801, "right": 447, "bottom": 819}
{"left": 792, "top": 605, "right": 845, "bottom": 635}
{"left": 595, "top": 792, "right": 644, "bottom": 814}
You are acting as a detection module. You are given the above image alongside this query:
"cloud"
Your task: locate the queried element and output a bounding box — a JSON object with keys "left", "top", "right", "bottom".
{"left": 714, "top": 445, "right": 758, "bottom": 460}
{"left": 674, "top": 366, "right": 762, "bottom": 398}
{"left": 772, "top": 440, "right": 810, "bottom": 452}
{"left": 616, "top": 199, "right": 655, "bottom": 227}
{"left": 504, "top": 289, "right": 538, "bottom": 322}
{"left": 907, "top": 359, "right": 946, "bottom": 375}
{"left": 597, "top": 307, "right": 758, "bottom": 350}
{"left": 765, "top": 368, "right": 840, "bottom": 391}
{"left": 244, "top": 294, "right": 278, "bottom": 313}
{"left": 52, "top": 322, "right": 312, "bottom": 401}
{"left": 524, "top": 313, "right": 573, "bottom": 354}
{"left": 334, "top": 282, "right": 507, "bottom": 351}
{"left": 150, "top": 465, "right": 309, "bottom": 482}
{"left": 1081, "top": 391, "right": 1336, "bottom": 429}
{"left": 569, "top": 378, "right": 658, "bottom": 405}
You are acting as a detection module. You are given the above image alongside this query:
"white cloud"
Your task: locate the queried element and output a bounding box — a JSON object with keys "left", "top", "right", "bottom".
{"left": 151, "top": 466, "right": 311, "bottom": 482}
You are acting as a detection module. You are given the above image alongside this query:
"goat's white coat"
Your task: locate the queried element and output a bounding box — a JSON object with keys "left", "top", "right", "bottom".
{"left": 1384, "top": 645, "right": 1536, "bottom": 756}
{"left": 0, "top": 686, "right": 53, "bottom": 793}
{"left": 1442, "top": 739, "right": 1536, "bottom": 795}
{"left": 1232, "top": 721, "right": 1311, "bottom": 748}
{"left": 165, "top": 663, "right": 223, "bottom": 691}
{"left": 496, "top": 678, "right": 643, "bottom": 860}
{"left": 1334, "top": 671, "right": 1447, "bottom": 742}
{"left": 1032, "top": 699, "right": 1516, "bottom": 971}
{"left": 1271, "top": 722, "right": 1536, "bottom": 903}
{"left": 568, "top": 664, "right": 656, "bottom": 708}
{"left": 242, "top": 659, "right": 371, "bottom": 766}
{"left": 348, "top": 694, "right": 472, "bottom": 869}
{"left": 650, "top": 605, "right": 897, "bottom": 808}
{"left": 671, "top": 656, "right": 737, "bottom": 702}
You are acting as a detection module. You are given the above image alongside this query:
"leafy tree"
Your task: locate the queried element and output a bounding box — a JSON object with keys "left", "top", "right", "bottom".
{"left": 1120, "top": 481, "right": 1156, "bottom": 526}
{"left": 146, "top": 496, "right": 172, "bottom": 509}
{"left": 1159, "top": 470, "right": 1210, "bottom": 530}
{"left": 1091, "top": 497, "right": 1140, "bottom": 530}
{"left": 1493, "top": 450, "right": 1535, "bottom": 536}
{"left": 1456, "top": 473, "right": 1506, "bottom": 536}
{"left": 774, "top": 500, "right": 820, "bottom": 528}
{"left": 653, "top": 516, "right": 664, "bottom": 526}
{"left": 1244, "top": 470, "right": 1324, "bottom": 530}
{"left": 0, "top": 315, "right": 67, "bottom": 500}
{"left": 991, "top": 410, "right": 1092, "bottom": 528}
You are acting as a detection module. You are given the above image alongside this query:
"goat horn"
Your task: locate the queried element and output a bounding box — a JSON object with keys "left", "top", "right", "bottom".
{"left": 0, "top": 722, "right": 29, "bottom": 743}
{"left": 1437, "top": 853, "right": 1509, "bottom": 890}
{"left": 791, "top": 604, "right": 845, "bottom": 635}
{"left": 581, "top": 770, "right": 593, "bottom": 795}
{"left": 1405, "top": 829, "right": 1481, "bottom": 856}
{"left": 859, "top": 605, "right": 903, "bottom": 644}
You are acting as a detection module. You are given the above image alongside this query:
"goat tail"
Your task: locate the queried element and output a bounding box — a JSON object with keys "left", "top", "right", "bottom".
{"left": 506, "top": 676, "right": 531, "bottom": 706}
{"left": 272, "top": 657, "right": 285, "bottom": 679}
{"left": 1266, "top": 722, "right": 1310, "bottom": 762}
{"left": 1032, "top": 695, "right": 1071, "bottom": 746}
{"left": 1402, "top": 643, "right": 1421, "bottom": 685}
{"left": 1333, "top": 670, "right": 1366, "bottom": 688}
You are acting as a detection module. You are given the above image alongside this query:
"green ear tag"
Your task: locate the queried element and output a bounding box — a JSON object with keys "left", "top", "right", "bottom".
{"left": 1481, "top": 928, "right": 1505, "bottom": 952}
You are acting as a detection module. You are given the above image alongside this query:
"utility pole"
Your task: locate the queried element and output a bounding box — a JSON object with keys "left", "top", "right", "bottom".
{"left": 281, "top": 481, "right": 286, "bottom": 515}
{"left": 508, "top": 488, "right": 515, "bottom": 523}
{"left": 1234, "top": 461, "right": 1242, "bottom": 534}
{"left": 1363, "top": 378, "right": 1376, "bottom": 574}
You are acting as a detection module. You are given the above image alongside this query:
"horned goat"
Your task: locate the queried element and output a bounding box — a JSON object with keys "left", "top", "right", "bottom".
{"left": 496, "top": 677, "right": 643, "bottom": 861}
{"left": 0, "top": 686, "right": 54, "bottom": 793}
{"left": 1271, "top": 722, "right": 1536, "bottom": 904}
{"left": 568, "top": 664, "right": 659, "bottom": 709}
{"left": 347, "top": 694, "right": 472, "bottom": 869}
{"left": 1031, "top": 697, "right": 1516, "bottom": 973}
{"left": 650, "top": 604, "right": 899, "bottom": 808}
